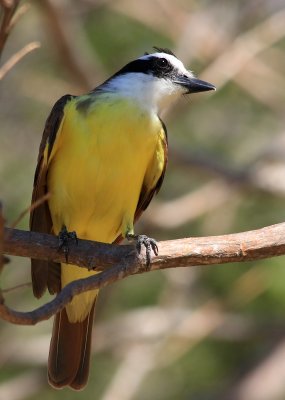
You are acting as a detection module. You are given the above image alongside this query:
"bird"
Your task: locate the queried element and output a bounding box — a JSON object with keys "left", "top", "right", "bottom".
{"left": 30, "top": 47, "right": 215, "bottom": 390}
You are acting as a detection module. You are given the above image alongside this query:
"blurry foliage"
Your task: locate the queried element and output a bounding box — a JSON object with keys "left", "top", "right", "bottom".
{"left": 1, "top": 0, "right": 285, "bottom": 399}
{"left": 85, "top": 9, "right": 172, "bottom": 67}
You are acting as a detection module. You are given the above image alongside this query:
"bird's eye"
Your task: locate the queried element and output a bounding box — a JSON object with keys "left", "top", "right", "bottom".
{"left": 156, "top": 58, "right": 169, "bottom": 69}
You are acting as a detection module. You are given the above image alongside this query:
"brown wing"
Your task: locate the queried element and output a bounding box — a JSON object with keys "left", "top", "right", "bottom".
{"left": 114, "top": 118, "right": 168, "bottom": 244}
{"left": 30, "top": 94, "right": 73, "bottom": 298}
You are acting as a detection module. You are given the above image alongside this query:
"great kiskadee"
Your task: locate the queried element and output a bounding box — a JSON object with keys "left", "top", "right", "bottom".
{"left": 30, "top": 48, "right": 215, "bottom": 390}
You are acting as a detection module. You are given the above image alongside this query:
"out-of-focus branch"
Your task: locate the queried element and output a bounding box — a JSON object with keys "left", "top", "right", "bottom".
{"left": 233, "top": 56, "right": 285, "bottom": 114}
{"left": 109, "top": 0, "right": 185, "bottom": 41}
{"left": 0, "top": 1, "right": 40, "bottom": 80}
{"left": 2, "top": 222, "right": 285, "bottom": 325}
{"left": 171, "top": 146, "right": 285, "bottom": 196}
{"left": 38, "top": 0, "right": 105, "bottom": 92}
{"left": 0, "top": 0, "right": 20, "bottom": 58}
{"left": 142, "top": 145, "right": 285, "bottom": 229}
{"left": 144, "top": 179, "right": 234, "bottom": 229}
{"left": 10, "top": 193, "right": 50, "bottom": 230}
{"left": 0, "top": 40, "right": 40, "bottom": 80}
{"left": 2, "top": 282, "right": 31, "bottom": 294}
{"left": 2, "top": 308, "right": 283, "bottom": 365}
{"left": 224, "top": 339, "right": 285, "bottom": 400}
{"left": 201, "top": 7, "right": 285, "bottom": 88}
{"left": 99, "top": 300, "right": 222, "bottom": 400}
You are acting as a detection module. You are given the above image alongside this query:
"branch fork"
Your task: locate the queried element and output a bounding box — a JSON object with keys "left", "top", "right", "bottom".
{"left": 1, "top": 222, "right": 285, "bottom": 325}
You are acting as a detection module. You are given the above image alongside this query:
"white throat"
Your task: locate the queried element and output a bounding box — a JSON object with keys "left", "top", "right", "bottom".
{"left": 101, "top": 72, "right": 186, "bottom": 114}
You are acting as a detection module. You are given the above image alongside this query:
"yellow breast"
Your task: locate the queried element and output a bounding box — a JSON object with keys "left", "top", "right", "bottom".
{"left": 45, "top": 94, "right": 165, "bottom": 322}
{"left": 47, "top": 95, "right": 163, "bottom": 243}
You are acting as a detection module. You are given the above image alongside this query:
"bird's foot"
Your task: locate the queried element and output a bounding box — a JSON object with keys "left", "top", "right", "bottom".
{"left": 58, "top": 225, "right": 78, "bottom": 262}
{"left": 126, "top": 233, "right": 158, "bottom": 267}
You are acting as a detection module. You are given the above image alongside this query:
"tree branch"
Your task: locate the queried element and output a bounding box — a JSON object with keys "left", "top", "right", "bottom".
{"left": 1, "top": 222, "right": 285, "bottom": 326}
{"left": 4, "top": 222, "right": 285, "bottom": 272}
{"left": 3, "top": 227, "right": 138, "bottom": 271}
{"left": 0, "top": 0, "right": 20, "bottom": 58}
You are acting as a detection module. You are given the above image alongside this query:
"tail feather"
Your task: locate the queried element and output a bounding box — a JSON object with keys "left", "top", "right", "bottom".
{"left": 48, "top": 302, "right": 96, "bottom": 390}
{"left": 70, "top": 305, "right": 95, "bottom": 390}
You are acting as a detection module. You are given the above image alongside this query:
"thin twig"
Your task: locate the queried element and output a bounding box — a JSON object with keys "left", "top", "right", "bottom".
{"left": 0, "top": 0, "right": 20, "bottom": 58}
{"left": 0, "top": 41, "right": 40, "bottom": 80}
{"left": 2, "top": 282, "right": 31, "bottom": 294}
{"left": 201, "top": 7, "right": 285, "bottom": 88}
{"left": 10, "top": 192, "right": 50, "bottom": 230}
{"left": 8, "top": 2, "right": 30, "bottom": 30}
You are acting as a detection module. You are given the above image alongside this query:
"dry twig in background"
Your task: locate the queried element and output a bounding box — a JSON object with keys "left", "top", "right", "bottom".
{"left": 39, "top": 0, "right": 105, "bottom": 91}
{"left": 0, "top": 0, "right": 20, "bottom": 58}
{"left": 0, "top": 40, "right": 40, "bottom": 80}
{"left": 0, "top": 1, "right": 40, "bottom": 80}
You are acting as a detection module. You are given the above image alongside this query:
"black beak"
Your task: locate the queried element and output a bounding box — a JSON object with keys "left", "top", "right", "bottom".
{"left": 174, "top": 75, "right": 216, "bottom": 94}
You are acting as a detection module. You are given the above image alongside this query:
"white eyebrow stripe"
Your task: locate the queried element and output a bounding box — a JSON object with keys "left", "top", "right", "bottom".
{"left": 139, "top": 52, "right": 190, "bottom": 76}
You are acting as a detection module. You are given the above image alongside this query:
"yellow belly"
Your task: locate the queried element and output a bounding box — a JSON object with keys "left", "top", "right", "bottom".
{"left": 47, "top": 97, "right": 163, "bottom": 321}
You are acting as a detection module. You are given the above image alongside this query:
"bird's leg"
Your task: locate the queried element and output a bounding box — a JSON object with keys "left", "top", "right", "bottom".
{"left": 58, "top": 225, "right": 78, "bottom": 262}
{"left": 126, "top": 233, "right": 159, "bottom": 267}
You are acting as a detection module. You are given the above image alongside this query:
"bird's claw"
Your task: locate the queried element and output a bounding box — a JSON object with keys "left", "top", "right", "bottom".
{"left": 58, "top": 225, "right": 78, "bottom": 262}
{"left": 127, "top": 233, "right": 158, "bottom": 267}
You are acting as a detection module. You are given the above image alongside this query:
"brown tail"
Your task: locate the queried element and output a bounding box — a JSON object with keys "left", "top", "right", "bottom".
{"left": 48, "top": 302, "right": 95, "bottom": 390}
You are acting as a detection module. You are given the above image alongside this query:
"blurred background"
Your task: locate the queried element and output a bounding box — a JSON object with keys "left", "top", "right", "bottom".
{"left": 1, "top": 0, "right": 285, "bottom": 399}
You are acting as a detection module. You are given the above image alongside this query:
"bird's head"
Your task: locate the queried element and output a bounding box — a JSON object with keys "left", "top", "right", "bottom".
{"left": 99, "top": 48, "right": 216, "bottom": 113}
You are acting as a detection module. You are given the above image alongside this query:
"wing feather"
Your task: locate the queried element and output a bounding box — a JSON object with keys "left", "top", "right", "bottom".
{"left": 135, "top": 120, "right": 168, "bottom": 221}
{"left": 30, "top": 94, "right": 73, "bottom": 298}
